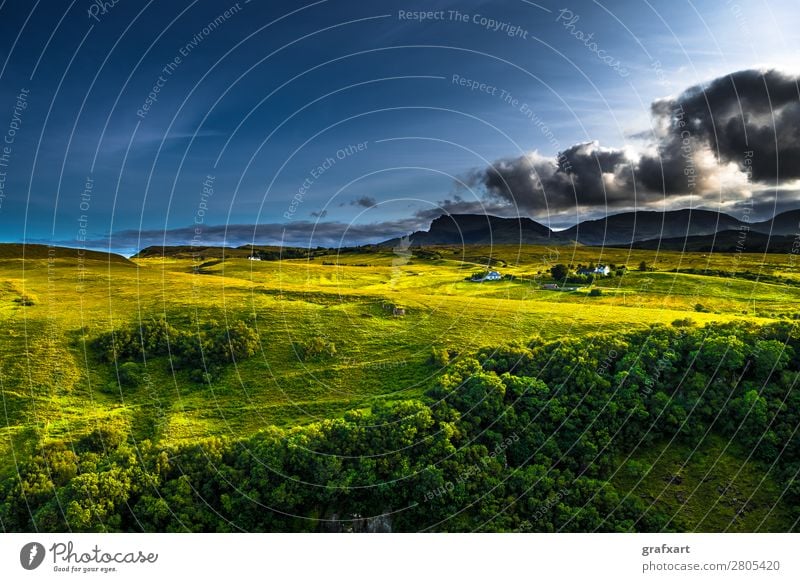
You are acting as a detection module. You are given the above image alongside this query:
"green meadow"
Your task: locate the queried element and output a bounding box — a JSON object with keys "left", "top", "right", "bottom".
{"left": 1, "top": 242, "right": 799, "bottom": 531}
{"left": 1, "top": 243, "right": 795, "bottom": 452}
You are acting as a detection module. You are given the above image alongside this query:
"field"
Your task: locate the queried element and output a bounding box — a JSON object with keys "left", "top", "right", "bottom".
{"left": 2, "top": 244, "right": 797, "bottom": 453}
{"left": 1, "top": 242, "right": 799, "bottom": 531}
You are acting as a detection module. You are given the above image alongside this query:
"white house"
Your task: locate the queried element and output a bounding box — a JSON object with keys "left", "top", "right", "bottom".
{"left": 578, "top": 264, "right": 610, "bottom": 276}
{"left": 594, "top": 264, "right": 611, "bottom": 276}
{"left": 471, "top": 270, "right": 502, "bottom": 282}
{"left": 248, "top": 255, "right": 262, "bottom": 261}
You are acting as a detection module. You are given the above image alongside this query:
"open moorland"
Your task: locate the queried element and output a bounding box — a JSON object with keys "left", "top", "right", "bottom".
{"left": 1, "top": 242, "right": 799, "bottom": 531}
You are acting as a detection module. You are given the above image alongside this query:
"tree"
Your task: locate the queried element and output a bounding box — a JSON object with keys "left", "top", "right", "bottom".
{"left": 297, "top": 337, "right": 337, "bottom": 361}
{"left": 117, "top": 362, "right": 143, "bottom": 388}
{"left": 638, "top": 261, "right": 648, "bottom": 271}
{"left": 550, "top": 264, "right": 569, "bottom": 282}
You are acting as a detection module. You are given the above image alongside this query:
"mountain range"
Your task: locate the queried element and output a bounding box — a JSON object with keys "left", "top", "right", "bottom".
{"left": 124, "top": 208, "right": 800, "bottom": 257}
{"left": 380, "top": 209, "right": 800, "bottom": 252}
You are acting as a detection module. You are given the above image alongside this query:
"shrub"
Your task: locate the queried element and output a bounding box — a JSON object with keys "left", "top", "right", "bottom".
{"left": 93, "top": 319, "right": 260, "bottom": 383}
{"left": 550, "top": 263, "right": 569, "bottom": 282}
{"left": 296, "top": 337, "right": 337, "bottom": 361}
{"left": 117, "top": 362, "right": 143, "bottom": 388}
{"left": 14, "top": 294, "right": 35, "bottom": 306}
{"left": 77, "top": 426, "right": 127, "bottom": 453}
{"left": 431, "top": 347, "right": 451, "bottom": 367}
{"left": 588, "top": 288, "right": 602, "bottom": 297}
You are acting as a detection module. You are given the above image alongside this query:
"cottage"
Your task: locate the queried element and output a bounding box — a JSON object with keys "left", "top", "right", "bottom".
{"left": 248, "top": 255, "right": 262, "bottom": 261}
{"left": 594, "top": 264, "right": 611, "bottom": 276}
{"left": 577, "top": 264, "right": 610, "bottom": 276}
{"left": 471, "top": 270, "right": 502, "bottom": 282}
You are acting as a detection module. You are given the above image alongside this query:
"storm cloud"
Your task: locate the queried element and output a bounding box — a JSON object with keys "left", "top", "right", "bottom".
{"left": 658, "top": 68, "right": 800, "bottom": 182}
{"left": 469, "top": 69, "right": 800, "bottom": 215}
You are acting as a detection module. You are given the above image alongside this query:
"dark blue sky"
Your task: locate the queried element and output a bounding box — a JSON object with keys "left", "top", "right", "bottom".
{"left": 0, "top": 0, "right": 797, "bottom": 253}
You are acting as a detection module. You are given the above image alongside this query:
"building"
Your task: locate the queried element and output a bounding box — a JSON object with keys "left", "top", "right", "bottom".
{"left": 594, "top": 264, "right": 611, "bottom": 276}
{"left": 472, "top": 270, "right": 502, "bottom": 282}
{"left": 577, "top": 264, "right": 610, "bottom": 276}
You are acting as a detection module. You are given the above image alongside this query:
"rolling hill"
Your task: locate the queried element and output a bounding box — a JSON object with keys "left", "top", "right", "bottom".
{"left": 751, "top": 209, "right": 800, "bottom": 236}
{"left": 0, "top": 243, "right": 134, "bottom": 264}
{"left": 621, "top": 229, "right": 797, "bottom": 253}
{"left": 561, "top": 209, "right": 745, "bottom": 246}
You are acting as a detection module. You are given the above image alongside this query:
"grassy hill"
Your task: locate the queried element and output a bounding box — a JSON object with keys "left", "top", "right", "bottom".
{"left": 0, "top": 243, "right": 134, "bottom": 263}
{"left": 1, "top": 242, "right": 798, "bottom": 530}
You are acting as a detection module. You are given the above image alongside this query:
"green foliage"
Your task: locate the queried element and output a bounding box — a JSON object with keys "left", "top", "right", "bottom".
{"left": 117, "top": 362, "right": 143, "bottom": 388}
{"left": 550, "top": 263, "right": 569, "bottom": 282}
{"left": 92, "top": 318, "right": 260, "bottom": 383}
{"left": 4, "top": 321, "right": 799, "bottom": 533}
{"left": 430, "top": 346, "right": 452, "bottom": 366}
{"left": 6, "top": 246, "right": 800, "bottom": 532}
{"left": 296, "top": 337, "right": 337, "bottom": 361}
{"left": 588, "top": 288, "right": 602, "bottom": 297}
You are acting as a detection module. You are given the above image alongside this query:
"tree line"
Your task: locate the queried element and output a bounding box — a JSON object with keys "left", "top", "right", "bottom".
{"left": 2, "top": 320, "right": 798, "bottom": 532}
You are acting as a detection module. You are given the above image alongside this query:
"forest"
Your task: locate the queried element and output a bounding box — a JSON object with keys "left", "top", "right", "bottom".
{"left": 2, "top": 319, "right": 798, "bottom": 532}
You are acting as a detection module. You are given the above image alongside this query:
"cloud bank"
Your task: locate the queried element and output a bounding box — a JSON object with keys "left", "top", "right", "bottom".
{"left": 75, "top": 69, "right": 799, "bottom": 253}
{"left": 467, "top": 69, "right": 800, "bottom": 217}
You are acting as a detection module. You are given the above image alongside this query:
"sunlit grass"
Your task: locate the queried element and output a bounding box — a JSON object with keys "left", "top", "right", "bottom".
{"left": 0, "top": 243, "right": 796, "bottom": 480}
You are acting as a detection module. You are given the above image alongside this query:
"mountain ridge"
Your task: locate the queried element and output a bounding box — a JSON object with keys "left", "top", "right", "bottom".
{"left": 381, "top": 208, "right": 800, "bottom": 248}
{"left": 125, "top": 208, "right": 800, "bottom": 256}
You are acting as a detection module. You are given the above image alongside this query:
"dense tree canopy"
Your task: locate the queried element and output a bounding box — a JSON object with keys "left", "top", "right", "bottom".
{"left": 2, "top": 321, "right": 798, "bottom": 532}
{"left": 92, "top": 318, "right": 261, "bottom": 383}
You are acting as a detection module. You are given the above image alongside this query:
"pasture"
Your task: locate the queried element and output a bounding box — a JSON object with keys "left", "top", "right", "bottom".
{"left": 1, "top": 242, "right": 797, "bottom": 482}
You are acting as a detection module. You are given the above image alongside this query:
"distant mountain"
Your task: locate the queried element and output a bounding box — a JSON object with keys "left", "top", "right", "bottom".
{"left": 380, "top": 214, "right": 567, "bottom": 247}
{"left": 751, "top": 210, "right": 800, "bottom": 236}
{"left": 622, "top": 230, "right": 796, "bottom": 254}
{"left": 0, "top": 243, "right": 133, "bottom": 264}
{"left": 130, "top": 207, "right": 800, "bottom": 256}
{"left": 562, "top": 209, "right": 744, "bottom": 246}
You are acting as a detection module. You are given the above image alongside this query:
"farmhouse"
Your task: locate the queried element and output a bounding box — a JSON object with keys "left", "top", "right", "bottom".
{"left": 248, "top": 255, "right": 262, "bottom": 261}
{"left": 577, "top": 264, "right": 610, "bottom": 276}
{"left": 472, "top": 270, "right": 502, "bottom": 282}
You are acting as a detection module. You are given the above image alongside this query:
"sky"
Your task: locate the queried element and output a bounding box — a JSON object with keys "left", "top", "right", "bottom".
{"left": 0, "top": 0, "right": 797, "bottom": 254}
